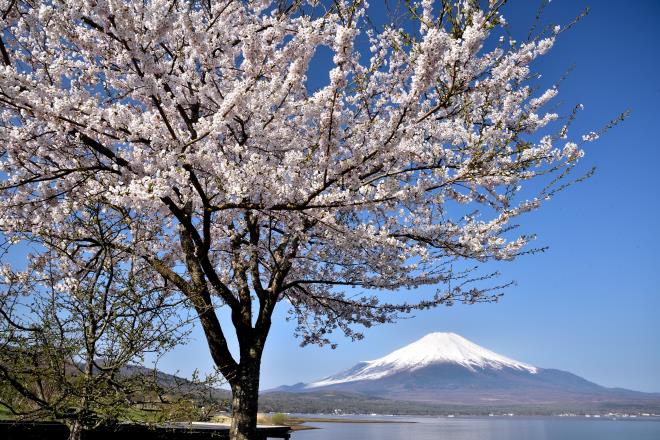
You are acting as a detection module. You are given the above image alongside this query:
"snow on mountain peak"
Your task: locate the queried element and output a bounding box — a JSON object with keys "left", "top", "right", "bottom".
{"left": 306, "top": 332, "right": 537, "bottom": 388}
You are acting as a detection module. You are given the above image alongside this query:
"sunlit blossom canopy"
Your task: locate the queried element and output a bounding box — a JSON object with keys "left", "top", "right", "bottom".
{"left": 0, "top": 0, "right": 590, "bottom": 348}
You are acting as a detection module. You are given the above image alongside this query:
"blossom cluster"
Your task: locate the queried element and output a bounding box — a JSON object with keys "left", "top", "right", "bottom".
{"left": 0, "top": 0, "right": 588, "bottom": 346}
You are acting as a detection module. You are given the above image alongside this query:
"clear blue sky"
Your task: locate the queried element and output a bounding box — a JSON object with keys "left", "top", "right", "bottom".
{"left": 154, "top": 0, "right": 660, "bottom": 393}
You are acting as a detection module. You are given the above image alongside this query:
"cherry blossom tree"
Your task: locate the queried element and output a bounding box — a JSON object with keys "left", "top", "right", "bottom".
{"left": 0, "top": 0, "right": 600, "bottom": 438}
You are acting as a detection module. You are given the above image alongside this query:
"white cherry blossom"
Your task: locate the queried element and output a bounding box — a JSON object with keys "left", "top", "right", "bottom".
{"left": 0, "top": 1, "right": 593, "bottom": 438}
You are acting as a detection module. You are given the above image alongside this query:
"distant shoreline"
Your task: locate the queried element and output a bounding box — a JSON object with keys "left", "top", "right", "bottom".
{"left": 290, "top": 413, "right": 660, "bottom": 420}
{"left": 287, "top": 413, "right": 660, "bottom": 432}
{"left": 287, "top": 416, "right": 417, "bottom": 431}
{"left": 291, "top": 416, "right": 417, "bottom": 424}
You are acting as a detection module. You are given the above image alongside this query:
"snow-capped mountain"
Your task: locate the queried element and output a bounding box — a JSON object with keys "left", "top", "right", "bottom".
{"left": 306, "top": 332, "right": 536, "bottom": 388}
{"left": 273, "top": 332, "right": 660, "bottom": 408}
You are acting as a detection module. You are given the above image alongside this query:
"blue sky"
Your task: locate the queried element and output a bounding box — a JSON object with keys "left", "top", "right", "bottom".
{"left": 157, "top": 0, "right": 660, "bottom": 393}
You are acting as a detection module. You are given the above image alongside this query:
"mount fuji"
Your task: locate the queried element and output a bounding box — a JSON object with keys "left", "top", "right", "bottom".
{"left": 272, "top": 333, "right": 660, "bottom": 408}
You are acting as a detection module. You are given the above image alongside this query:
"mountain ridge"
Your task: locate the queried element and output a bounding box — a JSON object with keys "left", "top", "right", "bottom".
{"left": 306, "top": 332, "right": 537, "bottom": 389}
{"left": 271, "top": 332, "right": 660, "bottom": 409}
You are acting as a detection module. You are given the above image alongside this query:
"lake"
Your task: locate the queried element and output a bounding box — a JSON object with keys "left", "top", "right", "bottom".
{"left": 292, "top": 415, "right": 660, "bottom": 440}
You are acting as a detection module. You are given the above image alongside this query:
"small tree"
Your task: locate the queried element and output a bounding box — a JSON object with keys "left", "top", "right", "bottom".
{"left": 0, "top": 1, "right": 605, "bottom": 438}
{"left": 0, "top": 203, "right": 191, "bottom": 440}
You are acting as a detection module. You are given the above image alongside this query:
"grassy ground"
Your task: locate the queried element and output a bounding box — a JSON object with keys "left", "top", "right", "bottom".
{"left": 209, "top": 413, "right": 417, "bottom": 431}
{"left": 0, "top": 406, "right": 12, "bottom": 420}
{"left": 0, "top": 406, "right": 415, "bottom": 432}
{"left": 211, "top": 413, "right": 318, "bottom": 431}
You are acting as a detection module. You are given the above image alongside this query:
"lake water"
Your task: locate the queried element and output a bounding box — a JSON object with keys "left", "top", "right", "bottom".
{"left": 291, "top": 415, "right": 660, "bottom": 440}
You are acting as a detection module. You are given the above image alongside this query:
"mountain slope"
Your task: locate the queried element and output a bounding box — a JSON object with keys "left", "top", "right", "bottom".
{"left": 274, "top": 332, "right": 660, "bottom": 408}
{"left": 306, "top": 332, "right": 536, "bottom": 389}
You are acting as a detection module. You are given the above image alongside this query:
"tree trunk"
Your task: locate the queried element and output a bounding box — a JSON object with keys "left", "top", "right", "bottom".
{"left": 67, "top": 420, "right": 83, "bottom": 440}
{"left": 229, "top": 361, "right": 261, "bottom": 440}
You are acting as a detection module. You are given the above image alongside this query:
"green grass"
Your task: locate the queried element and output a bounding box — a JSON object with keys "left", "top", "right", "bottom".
{"left": 269, "top": 413, "right": 289, "bottom": 425}
{"left": 0, "top": 406, "right": 14, "bottom": 420}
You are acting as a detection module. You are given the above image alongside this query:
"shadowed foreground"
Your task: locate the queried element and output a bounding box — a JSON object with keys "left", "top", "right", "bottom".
{"left": 0, "top": 421, "right": 291, "bottom": 440}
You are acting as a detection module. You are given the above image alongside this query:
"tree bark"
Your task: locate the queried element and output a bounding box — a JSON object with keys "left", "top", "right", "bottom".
{"left": 229, "top": 360, "right": 261, "bottom": 440}
{"left": 67, "top": 420, "right": 83, "bottom": 440}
